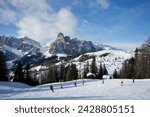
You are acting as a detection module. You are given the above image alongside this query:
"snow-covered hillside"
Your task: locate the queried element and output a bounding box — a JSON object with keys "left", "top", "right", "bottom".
{"left": 73, "top": 49, "right": 133, "bottom": 74}
{"left": 0, "top": 79, "right": 150, "bottom": 100}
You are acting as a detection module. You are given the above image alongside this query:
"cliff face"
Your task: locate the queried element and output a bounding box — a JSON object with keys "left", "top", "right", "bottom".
{"left": 49, "top": 33, "right": 103, "bottom": 56}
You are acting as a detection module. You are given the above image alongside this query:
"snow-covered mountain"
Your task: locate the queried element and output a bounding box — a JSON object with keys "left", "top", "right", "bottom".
{"left": 0, "top": 34, "right": 133, "bottom": 74}
{"left": 0, "top": 35, "right": 42, "bottom": 68}
{"left": 0, "top": 35, "right": 41, "bottom": 60}
{"left": 49, "top": 32, "right": 103, "bottom": 56}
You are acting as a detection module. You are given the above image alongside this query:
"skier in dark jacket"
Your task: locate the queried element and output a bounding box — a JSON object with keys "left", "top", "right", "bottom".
{"left": 74, "top": 82, "right": 77, "bottom": 87}
{"left": 50, "top": 85, "right": 54, "bottom": 92}
{"left": 133, "top": 77, "right": 135, "bottom": 83}
{"left": 121, "top": 80, "right": 124, "bottom": 86}
{"left": 61, "top": 84, "right": 63, "bottom": 89}
{"left": 102, "top": 80, "right": 104, "bottom": 84}
{"left": 82, "top": 80, "right": 85, "bottom": 85}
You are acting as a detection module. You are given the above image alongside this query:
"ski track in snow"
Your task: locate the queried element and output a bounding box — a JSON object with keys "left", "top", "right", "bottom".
{"left": 0, "top": 79, "right": 150, "bottom": 100}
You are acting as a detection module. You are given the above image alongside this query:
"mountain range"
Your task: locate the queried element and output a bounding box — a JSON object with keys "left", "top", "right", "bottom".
{"left": 0, "top": 33, "right": 133, "bottom": 74}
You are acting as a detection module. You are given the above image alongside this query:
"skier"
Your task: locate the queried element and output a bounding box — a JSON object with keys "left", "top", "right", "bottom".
{"left": 133, "top": 77, "right": 135, "bottom": 83}
{"left": 61, "top": 84, "right": 63, "bottom": 89}
{"left": 121, "top": 80, "right": 124, "bottom": 86}
{"left": 74, "top": 82, "right": 77, "bottom": 87}
{"left": 82, "top": 80, "right": 85, "bottom": 85}
{"left": 102, "top": 80, "right": 104, "bottom": 84}
{"left": 50, "top": 85, "right": 54, "bottom": 92}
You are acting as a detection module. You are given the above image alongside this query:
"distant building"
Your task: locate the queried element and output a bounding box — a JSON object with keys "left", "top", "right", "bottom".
{"left": 86, "top": 73, "right": 96, "bottom": 79}
{"left": 102, "top": 75, "right": 113, "bottom": 79}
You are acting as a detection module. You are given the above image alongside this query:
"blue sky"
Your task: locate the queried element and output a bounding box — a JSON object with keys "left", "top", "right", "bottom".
{"left": 0, "top": 0, "right": 150, "bottom": 50}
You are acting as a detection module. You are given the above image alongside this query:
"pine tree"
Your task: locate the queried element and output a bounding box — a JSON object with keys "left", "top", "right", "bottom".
{"left": 0, "top": 51, "right": 8, "bottom": 81}
{"left": 123, "top": 58, "right": 135, "bottom": 79}
{"left": 65, "top": 64, "right": 72, "bottom": 81}
{"left": 113, "top": 69, "right": 118, "bottom": 79}
{"left": 83, "top": 66, "right": 87, "bottom": 79}
{"left": 54, "top": 67, "right": 59, "bottom": 82}
{"left": 134, "top": 48, "right": 141, "bottom": 79}
{"left": 98, "top": 63, "right": 103, "bottom": 79}
{"left": 66, "top": 63, "right": 78, "bottom": 81}
{"left": 119, "top": 60, "right": 128, "bottom": 78}
{"left": 119, "top": 37, "right": 150, "bottom": 79}
{"left": 13, "top": 60, "right": 24, "bottom": 82}
{"left": 59, "top": 63, "right": 65, "bottom": 81}
{"left": 24, "top": 63, "right": 36, "bottom": 86}
{"left": 47, "top": 67, "right": 56, "bottom": 83}
{"left": 83, "top": 62, "right": 89, "bottom": 78}
{"left": 103, "top": 64, "right": 108, "bottom": 75}
{"left": 71, "top": 64, "right": 78, "bottom": 80}
{"left": 24, "top": 64, "right": 30, "bottom": 82}
{"left": 90, "top": 56, "right": 97, "bottom": 76}
{"left": 63, "top": 65, "right": 69, "bottom": 81}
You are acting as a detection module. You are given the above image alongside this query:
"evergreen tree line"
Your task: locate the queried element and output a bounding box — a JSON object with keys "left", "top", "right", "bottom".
{"left": 13, "top": 61, "right": 39, "bottom": 86}
{"left": 119, "top": 37, "right": 150, "bottom": 79}
{"left": 0, "top": 51, "right": 108, "bottom": 86}
{"left": 46, "top": 57, "right": 108, "bottom": 84}
{"left": 46, "top": 63, "right": 78, "bottom": 83}
{"left": 0, "top": 52, "right": 39, "bottom": 86}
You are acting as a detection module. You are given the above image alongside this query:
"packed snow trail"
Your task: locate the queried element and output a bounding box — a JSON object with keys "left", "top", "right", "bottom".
{"left": 0, "top": 79, "right": 150, "bottom": 100}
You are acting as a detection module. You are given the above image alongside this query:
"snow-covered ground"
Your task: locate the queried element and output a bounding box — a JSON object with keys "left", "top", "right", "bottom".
{"left": 0, "top": 79, "right": 150, "bottom": 100}
{"left": 43, "top": 50, "right": 67, "bottom": 59}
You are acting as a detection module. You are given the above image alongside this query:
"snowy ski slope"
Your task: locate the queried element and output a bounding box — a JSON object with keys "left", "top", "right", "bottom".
{"left": 0, "top": 79, "right": 150, "bottom": 100}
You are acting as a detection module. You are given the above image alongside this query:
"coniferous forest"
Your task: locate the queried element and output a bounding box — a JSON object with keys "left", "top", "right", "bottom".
{"left": 119, "top": 37, "right": 150, "bottom": 79}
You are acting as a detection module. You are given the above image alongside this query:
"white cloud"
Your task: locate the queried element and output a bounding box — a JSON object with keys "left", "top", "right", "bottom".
{"left": 96, "top": 0, "right": 110, "bottom": 9}
{"left": 10, "top": 0, "right": 52, "bottom": 13}
{"left": 0, "top": 0, "right": 17, "bottom": 23}
{"left": 0, "top": 0, "right": 78, "bottom": 44}
{"left": 17, "top": 8, "right": 77, "bottom": 43}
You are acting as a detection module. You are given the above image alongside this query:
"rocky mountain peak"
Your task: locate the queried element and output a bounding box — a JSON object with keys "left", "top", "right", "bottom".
{"left": 57, "top": 32, "right": 64, "bottom": 38}
{"left": 49, "top": 33, "right": 103, "bottom": 56}
{"left": 56, "top": 32, "right": 65, "bottom": 42}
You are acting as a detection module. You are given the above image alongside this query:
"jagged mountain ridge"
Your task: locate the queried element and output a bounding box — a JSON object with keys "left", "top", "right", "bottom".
{"left": 0, "top": 35, "right": 42, "bottom": 68}
{"left": 49, "top": 33, "right": 103, "bottom": 56}
{"left": 0, "top": 35, "right": 41, "bottom": 61}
